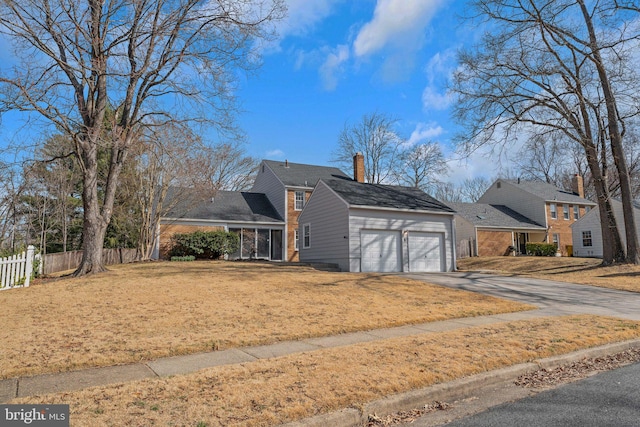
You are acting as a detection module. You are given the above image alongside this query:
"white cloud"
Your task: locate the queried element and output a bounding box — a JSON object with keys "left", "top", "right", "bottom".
{"left": 353, "top": 0, "right": 445, "bottom": 58}
{"left": 422, "top": 49, "right": 457, "bottom": 110}
{"left": 273, "top": 0, "right": 341, "bottom": 46}
{"left": 266, "top": 149, "right": 285, "bottom": 158}
{"left": 422, "top": 86, "right": 453, "bottom": 110}
{"left": 319, "top": 44, "right": 350, "bottom": 90}
{"left": 406, "top": 122, "right": 444, "bottom": 146}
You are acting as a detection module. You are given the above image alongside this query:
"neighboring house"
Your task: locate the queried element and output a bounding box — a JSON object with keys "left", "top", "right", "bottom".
{"left": 158, "top": 191, "right": 284, "bottom": 260}
{"left": 477, "top": 176, "right": 597, "bottom": 256}
{"left": 571, "top": 199, "right": 640, "bottom": 258}
{"left": 251, "top": 159, "right": 349, "bottom": 261}
{"left": 298, "top": 156, "right": 456, "bottom": 272}
{"left": 448, "top": 203, "right": 547, "bottom": 257}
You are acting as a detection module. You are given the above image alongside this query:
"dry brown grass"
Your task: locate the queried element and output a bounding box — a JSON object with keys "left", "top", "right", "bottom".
{"left": 458, "top": 256, "right": 640, "bottom": 293}
{"left": 13, "top": 315, "right": 640, "bottom": 427}
{"left": 0, "top": 261, "right": 531, "bottom": 379}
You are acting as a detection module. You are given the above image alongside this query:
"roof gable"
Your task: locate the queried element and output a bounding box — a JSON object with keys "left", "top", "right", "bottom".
{"left": 448, "top": 202, "right": 545, "bottom": 229}
{"left": 262, "top": 160, "right": 349, "bottom": 188}
{"left": 322, "top": 178, "right": 454, "bottom": 213}
{"left": 500, "top": 179, "right": 595, "bottom": 205}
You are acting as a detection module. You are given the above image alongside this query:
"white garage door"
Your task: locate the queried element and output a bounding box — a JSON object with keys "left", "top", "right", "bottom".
{"left": 360, "top": 230, "right": 402, "bottom": 272}
{"left": 408, "top": 232, "right": 444, "bottom": 272}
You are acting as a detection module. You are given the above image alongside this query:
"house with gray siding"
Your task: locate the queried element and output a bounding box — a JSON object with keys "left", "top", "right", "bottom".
{"left": 571, "top": 199, "right": 640, "bottom": 258}
{"left": 251, "top": 160, "right": 349, "bottom": 261}
{"left": 298, "top": 176, "right": 456, "bottom": 273}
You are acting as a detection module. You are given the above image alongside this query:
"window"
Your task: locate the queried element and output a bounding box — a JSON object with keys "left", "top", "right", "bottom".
{"left": 294, "top": 191, "right": 305, "bottom": 210}
{"left": 585, "top": 206, "right": 591, "bottom": 213}
{"left": 582, "top": 230, "right": 592, "bottom": 247}
{"left": 563, "top": 204, "right": 570, "bottom": 220}
{"left": 303, "top": 224, "right": 311, "bottom": 248}
{"left": 550, "top": 203, "right": 557, "bottom": 219}
{"left": 552, "top": 233, "right": 560, "bottom": 248}
{"left": 294, "top": 229, "right": 299, "bottom": 251}
{"left": 573, "top": 205, "right": 579, "bottom": 220}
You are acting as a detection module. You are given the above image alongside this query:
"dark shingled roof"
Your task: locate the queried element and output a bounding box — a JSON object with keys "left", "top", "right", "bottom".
{"left": 448, "top": 202, "right": 546, "bottom": 230}
{"left": 165, "top": 190, "right": 283, "bottom": 223}
{"left": 263, "top": 160, "right": 349, "bottom": 188}
{"left": 501, "top": 179, "right": 596, "bottom": 205}
{"left": 323, "top": 178, "right": 455, "bottom": 213}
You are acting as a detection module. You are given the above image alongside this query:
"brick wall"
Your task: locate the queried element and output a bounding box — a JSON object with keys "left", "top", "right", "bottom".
{"left": 546, "top": 202, "right": 586, "bottom": 255}
{"left": 477, "top": 230, "right": 514, "bottom": 256}
{"left": 286, "top": 189, "right": 312, "bottom": 262}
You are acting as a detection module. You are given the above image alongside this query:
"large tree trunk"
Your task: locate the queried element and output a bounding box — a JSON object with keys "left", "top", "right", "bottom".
{"left": 74, "top": 142, "right": 108, "bottom": 276}
{"left": 579, "top": 0, "right": 640, "bottom": 264}
{"left": 584, "top": 141, "right": 626, "bottom": 264}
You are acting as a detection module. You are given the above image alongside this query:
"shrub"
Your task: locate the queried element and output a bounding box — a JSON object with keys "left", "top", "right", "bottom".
{"left": 170, "top": 255, "right": 196, "bottom": 262}
{"left": 526, "top": 242, "right": 558, "bottom": 256}
{"left": 169, "top": 231, "right": 240, "bottom": 260}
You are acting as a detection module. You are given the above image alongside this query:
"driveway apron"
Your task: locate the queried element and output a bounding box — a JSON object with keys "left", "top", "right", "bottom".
{"left": 405, "top": 272, "right": 640, "bottom": 321}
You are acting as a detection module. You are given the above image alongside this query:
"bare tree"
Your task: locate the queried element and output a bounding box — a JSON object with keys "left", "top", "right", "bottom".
{"left": 397, "top": 141, "right": 448, "bottom": 192}
{"left": 433, "top": 182, "right": 464, "bottom": 203}
{"left": 0, "top": 0, "right": 285, "bottom": 275}
{"left": 206, "top": 142, "right": 258, "bottom": 191}
{"left": 332, "top": 112, "right": 404, "bottom": 184}
{"left": 460, "top": 177, "right": 492, "bottom": 202}
{"left": 452, "top": 0, "right": 640, "bottom": 264}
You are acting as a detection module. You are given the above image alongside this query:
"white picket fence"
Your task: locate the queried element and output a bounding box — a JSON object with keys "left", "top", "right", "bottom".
{"left": 0, "top": 246, "right": 37, "bottom": 290}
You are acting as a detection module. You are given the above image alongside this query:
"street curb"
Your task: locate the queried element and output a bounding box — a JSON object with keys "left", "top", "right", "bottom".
{"left": 279, "top": 338, "right": 640, "bottom": 427}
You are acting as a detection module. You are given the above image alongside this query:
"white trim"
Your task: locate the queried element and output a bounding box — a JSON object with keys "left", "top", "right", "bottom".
{"left": 349, "top": 205, "right": 455, "bottom": 216}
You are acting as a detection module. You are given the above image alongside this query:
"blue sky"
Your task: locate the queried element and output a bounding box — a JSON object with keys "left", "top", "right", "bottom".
{"left": 0, "top": 0, "right": 506, "bottom": 184}
{"left": 236, "top": 0, "right": 500, "bottom": 183}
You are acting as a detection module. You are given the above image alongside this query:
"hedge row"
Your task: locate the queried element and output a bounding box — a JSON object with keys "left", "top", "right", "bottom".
{"left": 526, "top": 242, "right": 558, "bottom": 257}
{"left": 169, "top": 231, "right": 239, "bottom": 259}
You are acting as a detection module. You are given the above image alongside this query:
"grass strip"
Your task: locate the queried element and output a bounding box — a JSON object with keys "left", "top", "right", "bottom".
{"left": 13, "top": 315, "right": 640, "bottom": 427}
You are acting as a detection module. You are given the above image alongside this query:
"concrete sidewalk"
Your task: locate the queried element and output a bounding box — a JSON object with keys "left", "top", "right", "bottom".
{"left": 1, "top": 310, "right": 544, "bottom": 403}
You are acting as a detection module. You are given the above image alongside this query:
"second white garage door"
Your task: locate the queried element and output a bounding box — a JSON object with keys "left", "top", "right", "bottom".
{"left": 408, "top": 232, "right": 444, "bottom": 272}
{"left": 360, "top": 230, "right": 402, "bottom": 272}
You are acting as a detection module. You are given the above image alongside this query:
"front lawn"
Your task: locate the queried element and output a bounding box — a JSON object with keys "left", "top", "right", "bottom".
{"left": 458, "top": 256, "right": 640, "bottom": 293}
{"left": 0, "top": 261, "right": 531, "bottom": 379}
{"left": 13, "top": 315, "right": 640, "bottom": 426}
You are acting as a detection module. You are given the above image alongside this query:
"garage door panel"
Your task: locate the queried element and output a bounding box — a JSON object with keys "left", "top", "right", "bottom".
{"left": 361, "top": 230, "right": 401, "bottom": 273}
{"left": 409, "top": 232, "right": 443, "bottom": 272}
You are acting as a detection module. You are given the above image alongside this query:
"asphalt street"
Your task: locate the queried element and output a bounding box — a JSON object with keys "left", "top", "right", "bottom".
{"left": 406, "top": 272, "right": 640, "bottom": 320}
{"left": 438, "top": 361, "right": 640, "bottom": 427}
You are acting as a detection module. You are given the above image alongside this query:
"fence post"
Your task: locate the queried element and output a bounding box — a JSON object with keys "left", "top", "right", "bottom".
{"left": 24, "top": 245, "right": 36, "bottom": 288}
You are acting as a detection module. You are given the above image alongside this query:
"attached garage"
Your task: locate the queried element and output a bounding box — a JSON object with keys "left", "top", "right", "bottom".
{"left": 298, "top": 178, "right": 456, "bottom": 273}
{"left": 360, "top": 230, "right": 402, "bottom": 272}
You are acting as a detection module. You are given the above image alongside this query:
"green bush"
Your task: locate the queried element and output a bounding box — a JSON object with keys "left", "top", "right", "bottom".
{"left": 526, "top": 242, "right": 558, "bottom": 256}
{"left": 169, "top": 231, "right": 240, "bottom": 260}
{"left": 170, "top": 255, "right": 196, "bottom": 262}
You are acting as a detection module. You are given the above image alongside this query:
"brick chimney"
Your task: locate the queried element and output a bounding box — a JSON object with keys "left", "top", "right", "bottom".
{"left": 353, "top": 152, "right": 365, "bottom": 183}
{"left": 571, "top": 174, "right": 584, "bottom": 198}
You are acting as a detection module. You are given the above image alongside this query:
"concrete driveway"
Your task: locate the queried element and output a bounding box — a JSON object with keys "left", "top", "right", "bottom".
{"left": 404, "top": 272, "right": 640, "bottom": 321}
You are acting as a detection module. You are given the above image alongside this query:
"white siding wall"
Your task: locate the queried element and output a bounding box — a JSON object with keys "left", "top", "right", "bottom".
{"left": 478, "top": 180, "right": 548, "bottom": 227}
{"left": 348, "top": 209, "right": 455, "bottom": 272}
{"left": 251, "top": 162, "right": 287, "bottom": 219}
{"left": 572, "top": 200, "right": 640, "bottom": 258}
{"left": 298, "top": 182, "right": 350, "bottom": 271}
